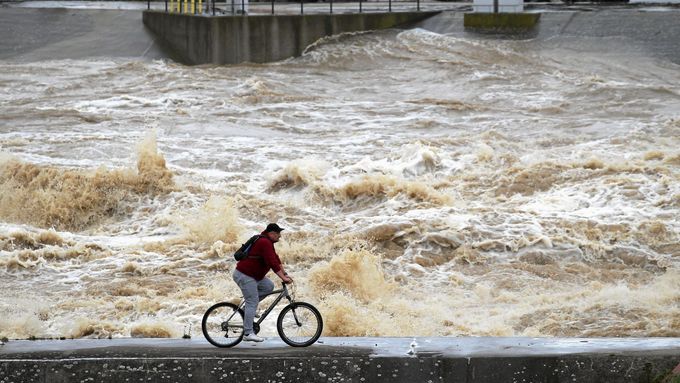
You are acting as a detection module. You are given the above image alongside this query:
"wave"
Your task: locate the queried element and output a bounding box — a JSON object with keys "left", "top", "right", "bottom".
{"left": 406, "top": 98, "right": 485, "bottom": 112}
{"left": 231, "top": 77, "right": 318, "bottom": 105}
{"left": 178, "top": 196, "right": 242, "bottom": 246}
{"left": 0, "top": 229, "right": 110, "bottom": 272}
{"left": 269, "top": 153, "right": 450, "bottom": 207}
{"left": 68, "top": 318, "right": 125, "bottom": 339}
{"left": 0, "top": 130, "right": 173, "bottom": 230}
{"left": 513, "top": 270, "right": 680, "bottom": 337}
{"left": 0, "top": 229, "right": 67, "bottom": 250}
{"left": 309, "top": 249, "right": 393, "bottom": 302}
{"left": 494, "top": 161, "right": 573, "bottom": 197}
{"left": 130, "top": 321, "right": 177, "bottom": 338}
{"left": 330, "top": 175, "right": 450, "bottom": 205}
{"left": 297, "top": 28, "right": 545, "bottom": 72}
{"left": 299, "top": 30, "right": 402, "bottom": 66}
{"left": 3, "top": 107, "right": 113, "bottom": 124}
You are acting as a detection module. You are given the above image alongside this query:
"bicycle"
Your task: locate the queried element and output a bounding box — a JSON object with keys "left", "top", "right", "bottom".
{"left": 201, "top": 283, "right": 323, "bottom": 348}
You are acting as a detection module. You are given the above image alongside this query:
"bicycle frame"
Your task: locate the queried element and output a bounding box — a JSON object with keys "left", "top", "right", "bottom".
{"left": 251, "top": 284, "right": 294, "bottom": 326}
{"left": 224, "top": 284, "right": 294, "bottom": 326}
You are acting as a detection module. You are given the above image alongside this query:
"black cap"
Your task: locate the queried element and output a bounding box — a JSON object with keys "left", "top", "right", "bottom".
{"left": 265, "top": 223, "right": 284, "bottom": 233}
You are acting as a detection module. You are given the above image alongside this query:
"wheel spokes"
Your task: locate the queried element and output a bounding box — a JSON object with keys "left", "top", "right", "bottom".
{"left": 203, "top": 303, "right": 244, "bottom": 347}
{"left": 281, "top": 305, "right": 319, "bottom": 343}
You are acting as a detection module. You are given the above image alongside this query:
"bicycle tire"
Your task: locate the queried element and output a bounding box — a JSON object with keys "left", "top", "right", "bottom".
{"left": 202, "top": 302, "right": 244, "bottom": 348}
{"left": 277, "top": 302, "right": 323, "bottom": 347}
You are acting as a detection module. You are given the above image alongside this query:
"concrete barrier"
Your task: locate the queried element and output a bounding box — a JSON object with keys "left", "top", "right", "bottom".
{"left": 1, "top": 337, "right": 679, "bottom": 382}
{"left": 463, "top": 12, "right": 540, "bottom": 31}
{"left": 142, "top": 10, "right": 440, "bottom": 64}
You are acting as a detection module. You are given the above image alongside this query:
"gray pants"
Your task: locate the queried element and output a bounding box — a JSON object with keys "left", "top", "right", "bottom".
{"left": 232, "top": 269, "right": 274, "bottom": 334}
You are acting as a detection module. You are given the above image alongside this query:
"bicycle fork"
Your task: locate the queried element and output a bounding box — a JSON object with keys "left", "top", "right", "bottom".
{"left": 285, "top": 298, "right": 304, "bottom": 327}
{"left": 282, "top": 293, "right": 303, "bottom": 327}
{"left": 291, "top": 308, "right": 303, "bottom": 327}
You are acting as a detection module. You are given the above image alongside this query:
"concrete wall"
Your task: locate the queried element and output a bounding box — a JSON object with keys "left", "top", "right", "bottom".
{"left": 463, "top": 13, "right": 540, "bottom": 30}
{"left": 142, "top": 10, "right": 439, "bottom": 64}
{"left": 1, "top": 338, "right": 680, "bottom": 383}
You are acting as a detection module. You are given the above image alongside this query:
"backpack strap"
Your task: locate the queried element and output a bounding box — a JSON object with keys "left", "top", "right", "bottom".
{"left": 245, "top": 235, "right": 265, "bottom": 259}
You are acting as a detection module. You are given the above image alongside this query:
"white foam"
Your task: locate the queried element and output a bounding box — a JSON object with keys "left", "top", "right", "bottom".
{"left": 1, "top": 30, "right": 679, "bottom": 339}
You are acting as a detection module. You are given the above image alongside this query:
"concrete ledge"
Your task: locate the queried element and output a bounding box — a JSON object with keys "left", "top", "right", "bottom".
{"left": 464, "top": 12, "right": 540, "bottom": 31}
{"left": 143, "top": 11, "right": 440, "bottom": 64}
{"left": 1, "top": 337, "right": 679, "bottom": 382}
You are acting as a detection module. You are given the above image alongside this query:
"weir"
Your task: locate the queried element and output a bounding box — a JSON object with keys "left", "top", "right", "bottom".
{"left": 1, "top": 337, "right": 679, "bottom": 382}
{"left": 142, "top": 10, "right": 440, "bottom": 64}
{"left": 4, "top": 6, "right": 679, "bottom": 64}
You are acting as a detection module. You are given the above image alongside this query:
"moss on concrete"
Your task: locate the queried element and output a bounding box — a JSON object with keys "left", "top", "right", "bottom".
{"left": 464, "top": 12, "right": 540, "bottom": 30}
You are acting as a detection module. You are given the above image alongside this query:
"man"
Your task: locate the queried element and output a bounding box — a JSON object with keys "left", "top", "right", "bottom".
{"left": 232, "top": 223, "right": 293, "bottom": 342}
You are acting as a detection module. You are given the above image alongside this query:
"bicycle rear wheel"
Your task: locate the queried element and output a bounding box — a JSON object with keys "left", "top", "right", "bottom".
{"left": 277, "top": 302, "right": 323, "bottom": 347}
{"left": 202, "top": 302, "right": 244, "bottom": 348}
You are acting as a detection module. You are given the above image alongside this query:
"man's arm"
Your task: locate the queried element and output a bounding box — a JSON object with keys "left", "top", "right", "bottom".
{"left": 275, "top": 269, "right": 293, "bottom": 284}
{"left": 257, "top": 239, "right": 292, "bottom": 283}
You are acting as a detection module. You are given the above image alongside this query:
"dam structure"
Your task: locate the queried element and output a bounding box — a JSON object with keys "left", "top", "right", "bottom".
{"left": 3, "top": 3, "right": 680, "bottom": 65}
{"left": 140, "top": 3, "right": 680, "bottom": 65}
{"left": 141, "top": 9, "right": 442, "bottom": 64}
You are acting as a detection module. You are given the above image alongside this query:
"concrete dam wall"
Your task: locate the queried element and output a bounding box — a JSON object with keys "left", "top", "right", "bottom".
{"left": 142, "top": 10, "right": 440, "bottom": 64}
{"left": 141, "top": 7, "right": 680, "bottom": 65}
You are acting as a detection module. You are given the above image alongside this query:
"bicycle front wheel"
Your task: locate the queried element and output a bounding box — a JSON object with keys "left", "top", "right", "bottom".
{"left": 202, "top": 302, "right": 244, "bottom": 348}
{"left": 277, "top": 302, "right": 323, "bottom": 347}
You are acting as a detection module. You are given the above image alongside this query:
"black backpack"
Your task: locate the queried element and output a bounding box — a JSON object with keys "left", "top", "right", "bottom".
{"left": 234, "top": 235, "right": 263, "bottom": 261}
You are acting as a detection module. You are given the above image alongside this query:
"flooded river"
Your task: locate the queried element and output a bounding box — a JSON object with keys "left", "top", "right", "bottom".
{"left": 0, "top": 8, "right": 679, "bottom": 339}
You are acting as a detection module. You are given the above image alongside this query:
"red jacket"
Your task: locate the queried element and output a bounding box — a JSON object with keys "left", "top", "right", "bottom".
{"left": 235, "top": 232, "right": 283, "bottom": 281}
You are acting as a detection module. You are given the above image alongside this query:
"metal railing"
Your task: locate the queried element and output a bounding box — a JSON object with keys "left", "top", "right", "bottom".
{"left": 150, "top": 0, "right": 427, "bottom": 15}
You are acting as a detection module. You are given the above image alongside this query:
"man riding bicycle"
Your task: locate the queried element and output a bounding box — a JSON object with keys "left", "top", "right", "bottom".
{"left": 232, "top": 223, "right": 293, "bottom": 342}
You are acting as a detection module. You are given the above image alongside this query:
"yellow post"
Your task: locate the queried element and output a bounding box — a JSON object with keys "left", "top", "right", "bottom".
{"left": 198, "top": 0, "right": 202, "bottom": 13}
{"left": 191, "top": 0, "right": 195, "bottom": 13}
{"left": 183, "top": 0, "right": 188, "bottom": 13}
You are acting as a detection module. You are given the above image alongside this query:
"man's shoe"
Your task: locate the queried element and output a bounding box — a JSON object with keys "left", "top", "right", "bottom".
{"left": 243, "top": 333, "right": 264, "bottom": 342}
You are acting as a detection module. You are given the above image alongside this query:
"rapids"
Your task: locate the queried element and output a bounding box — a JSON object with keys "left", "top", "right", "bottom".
{"left": 1, "top": 25, "right": 679, "bottom": 339}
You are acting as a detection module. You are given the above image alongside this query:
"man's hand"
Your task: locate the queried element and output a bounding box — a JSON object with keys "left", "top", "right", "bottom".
{"left": 276, "top": 269, "right": 293, "bottom": 284}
